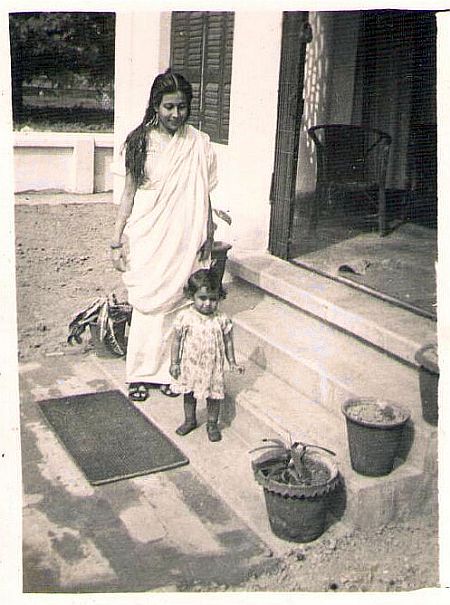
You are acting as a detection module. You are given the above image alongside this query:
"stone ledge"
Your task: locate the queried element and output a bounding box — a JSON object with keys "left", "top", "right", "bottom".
{"left": 227, "top": 250, "right": 437, "bottom": 367}
{"left": 14, "top": 131, "right": 113, "bottom": 147}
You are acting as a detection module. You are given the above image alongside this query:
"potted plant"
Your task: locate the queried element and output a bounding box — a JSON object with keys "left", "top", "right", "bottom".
{"left": 415, "top": 343, "right": 439, "bottom": 426}
{"left": 342, "top": 398, "right": 411, "bottom": 477}
{"left": 250, "top": 438, "right": 340, "bottom": 543}
{"left": 67, "top": 293, "right": 132, "bottom": 357}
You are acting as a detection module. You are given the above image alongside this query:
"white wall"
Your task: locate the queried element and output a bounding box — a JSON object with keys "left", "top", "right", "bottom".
{"left": 212, "top": 12, "right": 282, "bottom": 252}
{"left": 113, "top": 12, "right": 166, "bottom": 201}
{"left": 113, "top": 11, "right": 283, "bottom": 252}
{"left": 13, "top": 132, "right": 113, "bottom": 193}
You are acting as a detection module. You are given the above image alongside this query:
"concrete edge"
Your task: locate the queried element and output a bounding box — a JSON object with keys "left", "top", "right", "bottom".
{"left": 227, "top": 251, "right": 437, "bottom": 367}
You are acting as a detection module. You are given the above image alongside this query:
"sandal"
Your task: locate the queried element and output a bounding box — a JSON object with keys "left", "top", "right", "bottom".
{"left": 128, "top": 383, "right": 150, "bottom": 402}
{"left": 160, "top": 384, "right": 180, "bottom": 398}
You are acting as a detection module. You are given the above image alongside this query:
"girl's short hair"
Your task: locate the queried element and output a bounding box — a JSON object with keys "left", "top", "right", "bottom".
{"left": 185, "top": 268, "right": 227, "bottom": 300}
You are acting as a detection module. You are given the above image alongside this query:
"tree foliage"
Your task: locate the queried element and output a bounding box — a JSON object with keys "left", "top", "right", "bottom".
{"left": 9, "top": 12, "right": 115, "bottom": 119}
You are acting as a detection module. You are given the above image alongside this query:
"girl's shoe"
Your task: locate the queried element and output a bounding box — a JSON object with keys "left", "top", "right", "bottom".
{"left": 128, "top": 383, "right": 149, "bottom": 402}
{"left": 176, "top": 420, "right": 198, "bottom": 436}
{"left": 207, "top": 422, "right": 222, "bottom": 442}
{"left": 176, "top": 395, "right": 197, "bottom": 435}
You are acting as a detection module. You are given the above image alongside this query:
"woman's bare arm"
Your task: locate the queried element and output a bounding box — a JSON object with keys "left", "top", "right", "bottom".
{"left": 111, "top": 172, "right": 137, "bottom": 271}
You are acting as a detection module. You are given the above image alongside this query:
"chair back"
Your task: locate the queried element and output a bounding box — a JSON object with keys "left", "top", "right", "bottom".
{"left": 308, "top": 124, "right": 392, "bottom": 186}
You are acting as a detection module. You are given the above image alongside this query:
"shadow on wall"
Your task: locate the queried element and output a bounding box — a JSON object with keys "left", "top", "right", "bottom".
{"left": 299, "top": 12, "right": 332, "bottom": 194}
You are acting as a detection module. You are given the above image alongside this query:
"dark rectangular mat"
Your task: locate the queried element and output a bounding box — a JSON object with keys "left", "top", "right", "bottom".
{"left": 38, "top": 389, "right": 189, "bottom": 485}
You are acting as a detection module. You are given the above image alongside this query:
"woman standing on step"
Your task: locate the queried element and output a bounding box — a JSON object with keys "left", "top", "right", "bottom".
{"left": 111, "top": 69, "right": 217, "bottom": 402}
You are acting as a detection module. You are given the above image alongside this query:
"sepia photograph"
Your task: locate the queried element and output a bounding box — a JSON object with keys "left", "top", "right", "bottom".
{"left": 1, "top": 0, "right": 448, "bottom": 600}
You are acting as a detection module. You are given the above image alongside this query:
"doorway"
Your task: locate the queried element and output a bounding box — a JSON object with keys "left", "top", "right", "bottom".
{"left": 270, "top": 10, "right": 437, "bottom": 319}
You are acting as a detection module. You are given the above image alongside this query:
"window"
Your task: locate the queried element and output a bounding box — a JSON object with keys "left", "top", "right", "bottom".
{"left": 171, "top": 11, "right": 234, "bottom": 144}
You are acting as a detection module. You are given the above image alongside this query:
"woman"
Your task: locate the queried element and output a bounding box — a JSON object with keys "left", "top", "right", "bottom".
{"left": 111, "top": 69, "right": 217, "bottom": 402}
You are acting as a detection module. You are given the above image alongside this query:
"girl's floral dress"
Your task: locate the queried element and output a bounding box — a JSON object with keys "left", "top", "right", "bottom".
{"left": 170, "top": 305, "right": 233, "bottom": 400}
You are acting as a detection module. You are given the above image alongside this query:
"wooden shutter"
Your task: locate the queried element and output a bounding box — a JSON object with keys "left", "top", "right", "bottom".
{"left": 202, "top": 12, "right": 234, "bottom": 143}
{"left": 171, "top": 11, "right": 234, "bottom": 144}
{"left": 171, "top": 11, "right": 204, "bottom": 129}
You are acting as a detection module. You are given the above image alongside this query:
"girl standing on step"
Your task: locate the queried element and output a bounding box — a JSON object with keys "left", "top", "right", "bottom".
{"left": 169, "top": 269, "right": 244, "bottom": 442}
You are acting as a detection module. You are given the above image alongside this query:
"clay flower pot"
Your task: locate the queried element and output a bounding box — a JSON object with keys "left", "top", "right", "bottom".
{"left": 251, "top": 440, "right": 340, "bottom": 543}
{"left": 342, "top": 398, "right": 410, "bottom": 477}
{"left": 211, "top": 240, "right": 232, "bottom": 285}
{"left": 415, "top": 343, "right": 439, "bottom": 426}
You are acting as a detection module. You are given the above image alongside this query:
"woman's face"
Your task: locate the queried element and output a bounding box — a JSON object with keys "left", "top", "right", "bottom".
{"left": 155, "top": 91, "right": 189, "bottom": 135}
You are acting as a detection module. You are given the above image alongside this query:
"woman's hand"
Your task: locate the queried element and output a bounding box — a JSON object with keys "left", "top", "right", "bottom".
{"left": 199, "top": 238, "right": 213, "bottom": 261}
{"left": 111, "top": 246, "right": 127, "bottom": 272}
{"left": 229, "top": 363, "right": 245, "bottom": 375}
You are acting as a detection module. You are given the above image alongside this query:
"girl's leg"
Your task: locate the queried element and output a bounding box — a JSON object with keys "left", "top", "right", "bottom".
{"left": 206, "top": 398, "right": 222, "bottom": 442}
{"left": 176, "top": 393, "right": 198, "bottom": 436}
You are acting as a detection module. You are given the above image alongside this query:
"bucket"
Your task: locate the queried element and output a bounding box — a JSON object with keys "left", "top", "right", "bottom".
{"left": 342, "top": 398, "right": 410, "bottom": 477}
{"left": 415, "top": 344, "right": 439, "bottom": 426}
{"left": 89, "top": 321, "right": 127, "bottom": 358}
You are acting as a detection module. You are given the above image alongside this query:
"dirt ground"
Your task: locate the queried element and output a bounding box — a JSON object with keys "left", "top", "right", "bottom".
{"left": 14, "top": 196, "right": 441, "bottom": 593}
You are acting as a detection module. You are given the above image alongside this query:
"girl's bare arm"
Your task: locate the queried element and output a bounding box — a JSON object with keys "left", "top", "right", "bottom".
{"left": 170, "top": 330, "right": 183, "bottom": 379}
{"left": 224, "top": 329, "right": 244, "bottom": 373}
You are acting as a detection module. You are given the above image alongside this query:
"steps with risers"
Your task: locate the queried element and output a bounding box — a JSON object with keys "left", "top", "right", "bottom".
{"left": 94, "top": 254, "right": 438, "bottom": 537}
{"left": 224, "top": 358, "right": 433, "bottom": 528}
{"left": 222, "top": 277, "right": 437, "bottom": 476}
{"left": 94, "top": 354, "right": 428, "bottom": 544}
{"left": 227, "top": 252, "right": 436, "bottom": 366}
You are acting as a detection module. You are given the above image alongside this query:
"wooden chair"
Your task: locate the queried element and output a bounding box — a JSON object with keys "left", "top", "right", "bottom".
{"left": 307, "top": 124, "right": 392, "bottom": 235}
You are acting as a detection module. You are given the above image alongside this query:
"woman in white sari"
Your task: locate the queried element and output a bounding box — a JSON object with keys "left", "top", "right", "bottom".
{"left": 111, "top": 70, "right": 217, "bottom": 401}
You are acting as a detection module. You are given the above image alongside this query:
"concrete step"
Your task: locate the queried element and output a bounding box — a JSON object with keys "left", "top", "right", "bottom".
{"left": 224, "top": 360, "right": 433, "bottom": 528}
{"left": 222, "top": 277, "right": 431, "bottom": 433}
{"left": 94, "top": 355, "right": 434, "bottom": 537}
{"left": 227, "top": 251, "right": 437, "bottom": 366}
{"left": 222, "top": 278, "right": 437, "bottom": 476}
{"left": 92, "top": 355, "right": 293, "bottom": 555}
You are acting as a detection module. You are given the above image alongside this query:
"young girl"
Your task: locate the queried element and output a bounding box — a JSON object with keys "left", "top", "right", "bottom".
{"left": 169, "top": 269, "right": 244, "bottom": 442}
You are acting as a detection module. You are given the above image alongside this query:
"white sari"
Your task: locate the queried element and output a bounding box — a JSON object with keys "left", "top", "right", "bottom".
{"left": 123, "top": 125, "right": 217, "bottom": 384}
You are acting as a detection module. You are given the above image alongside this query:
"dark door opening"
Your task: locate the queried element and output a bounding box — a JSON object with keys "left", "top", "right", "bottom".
{"left": 277, "top": 10, "right": 437, "bottom": 319}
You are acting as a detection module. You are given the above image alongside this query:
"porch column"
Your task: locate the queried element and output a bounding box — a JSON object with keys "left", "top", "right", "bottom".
{"left": 113, "top": 12, "right": 169, "bottom": 203}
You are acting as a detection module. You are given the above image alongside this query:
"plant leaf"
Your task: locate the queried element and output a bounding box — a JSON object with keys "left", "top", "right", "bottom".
{"left": 249, "top": 444, "right": 286, "bottom": 454}
{"left": 97, "top": 300, "right": 109, "bottom": 342}
{"left": 262, "top": 438, "right": 287, "bottom": 448}
{"left": 213, "top": 208, "right": 232, "bottom": 225}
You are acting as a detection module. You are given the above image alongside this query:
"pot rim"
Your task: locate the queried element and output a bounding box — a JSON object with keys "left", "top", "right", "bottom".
{"left": 342, "top": 397, "right": 410, "bottom": 429}
{"left": 253, "top": 451, "right": 340, "bottom": 499}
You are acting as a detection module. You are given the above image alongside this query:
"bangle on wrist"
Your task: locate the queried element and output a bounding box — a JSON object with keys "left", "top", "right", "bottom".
{"left": 110, "top": 242, "right": 123, "bottom": 250}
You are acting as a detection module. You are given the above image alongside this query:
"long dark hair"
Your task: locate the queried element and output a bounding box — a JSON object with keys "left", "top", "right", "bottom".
{"left": 123, "top": 69, "right": 193, "bottom": 187}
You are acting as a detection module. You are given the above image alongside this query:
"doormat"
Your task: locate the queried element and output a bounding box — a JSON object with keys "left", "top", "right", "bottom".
{"left": 38, "top": 390, "right": 189, "bottom": 485}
